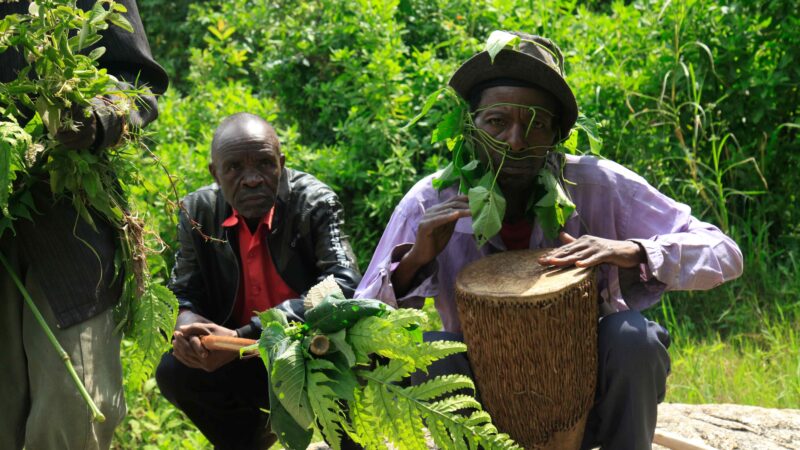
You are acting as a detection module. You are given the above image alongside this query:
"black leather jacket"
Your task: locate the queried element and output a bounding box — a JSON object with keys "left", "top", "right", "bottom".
{"left": 169, "top": 168, "right": 361, "bottom": 338}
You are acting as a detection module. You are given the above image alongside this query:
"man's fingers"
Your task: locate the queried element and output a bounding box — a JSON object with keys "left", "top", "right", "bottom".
{"left": 172, "top": 337, "right": 204, "bottom": 368}
{"left": 574, "top": 253, "right": 604, "bottom": 268}
{"left": 420, "top": 209, "right": 470, "bottom": 232}
{"left": 187, "top": 335, "right": 208, "bottom": 358}
{"left": 178, "top": 322, "right": 213, "bottom": 336}
{"left": 559, "top": 231, "right": 576, "bottom": 244}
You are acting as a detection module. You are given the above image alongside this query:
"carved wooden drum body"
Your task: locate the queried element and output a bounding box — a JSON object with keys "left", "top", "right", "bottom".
{"left": 454, "top": 249, "right": 598, "bottom": 449}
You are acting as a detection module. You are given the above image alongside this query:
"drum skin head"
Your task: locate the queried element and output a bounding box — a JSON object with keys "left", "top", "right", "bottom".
{"left": 456, "top": 249, "right": 593, "bottom": 301}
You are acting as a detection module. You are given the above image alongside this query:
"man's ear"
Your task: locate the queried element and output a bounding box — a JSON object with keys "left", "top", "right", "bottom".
{"left": 208, "top": 162, "right": 218, "bottom": 184}
{"left": 280, "top": 153, "right": 286, "bottom": 169}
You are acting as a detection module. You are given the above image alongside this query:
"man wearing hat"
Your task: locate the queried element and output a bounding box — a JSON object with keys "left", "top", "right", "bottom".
{"left": 356, "top": 32, "right": 743, "bottom": 449}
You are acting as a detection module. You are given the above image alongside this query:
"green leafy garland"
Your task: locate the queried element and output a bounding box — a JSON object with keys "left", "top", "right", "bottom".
{"left": 252, "top": 283, "right": 521, "bottom": 450}
{"left": 408, "top": 31, "right": 606, "bottom": 246}
{"left": 0, "top": 0, "right": 176, "bottom": 390}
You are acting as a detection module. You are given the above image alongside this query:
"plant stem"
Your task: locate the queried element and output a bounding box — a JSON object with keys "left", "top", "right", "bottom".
{"left": 0, "top": 252, "right": 106, "bottom": 423}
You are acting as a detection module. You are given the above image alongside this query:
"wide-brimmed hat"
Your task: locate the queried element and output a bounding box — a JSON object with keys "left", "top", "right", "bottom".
{"left": 449, "top": 32, "right": 578, "bottom": 141}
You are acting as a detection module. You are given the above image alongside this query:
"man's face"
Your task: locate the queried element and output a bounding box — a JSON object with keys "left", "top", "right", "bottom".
{"left": 472, "top": 85, "right": 559, "bottom": 193}
{"left": 209, "top": 124, "right": 284, "bottom": 221}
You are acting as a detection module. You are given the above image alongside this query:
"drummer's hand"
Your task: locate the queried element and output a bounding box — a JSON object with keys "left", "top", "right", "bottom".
{"left": 407, "top": 195, "right": 471, "bottom": 265}
{"left": 538, "top": 232, "right": 645, "bottom": 269}
{"left": 393, "top": 195, "right": 471, "bottom": 297}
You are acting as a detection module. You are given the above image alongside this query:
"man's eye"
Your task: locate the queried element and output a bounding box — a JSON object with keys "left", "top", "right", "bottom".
{"left": 488, "top": 118, "right": 506, "bottom": 127}
{"left": 226, "top": 163, "right": 241, "bottom": 172}
{"left": 258, "top": 160, "right": 273, "bottom": 168}
{"left": 530, "top": 120, "right": 545, "bottom": 129}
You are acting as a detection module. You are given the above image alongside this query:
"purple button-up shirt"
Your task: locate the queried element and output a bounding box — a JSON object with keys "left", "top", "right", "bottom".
{"left": 355, "top": 154, "right": 743, "bottom": 334}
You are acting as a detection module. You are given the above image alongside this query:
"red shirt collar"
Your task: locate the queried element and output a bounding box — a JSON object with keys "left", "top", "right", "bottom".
{"left": 221, "top": 207, "right": 275, "bottom": 230}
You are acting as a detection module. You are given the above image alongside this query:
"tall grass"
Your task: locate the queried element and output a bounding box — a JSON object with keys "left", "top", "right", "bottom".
{"left": 647, "top": 295, "right": 800, "bottom": 408}
{"left": 645, "top": 225, "right": 800, "bottom": 408}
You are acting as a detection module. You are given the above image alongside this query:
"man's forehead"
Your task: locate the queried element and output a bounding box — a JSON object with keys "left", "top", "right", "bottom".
{"left": 212, "top": 119, "right": 279, "bottom": 158}
{"left": 479, "top": 103, "right": 555, "bottom": 114}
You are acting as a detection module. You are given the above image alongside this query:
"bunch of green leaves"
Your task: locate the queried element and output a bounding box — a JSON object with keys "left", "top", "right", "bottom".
{"left": 0, "top": 0, "right": 133, "bottom": 232}
{"left": 0, "top": 0, "right": 175, "bottom": 385}
{"left": 256, "top": 294, "right": 520, "bottom": 450}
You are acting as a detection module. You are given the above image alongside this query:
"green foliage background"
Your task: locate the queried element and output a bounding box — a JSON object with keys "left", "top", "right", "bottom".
{"left": 116, "top": 0, "right": 799, "bottom": 447}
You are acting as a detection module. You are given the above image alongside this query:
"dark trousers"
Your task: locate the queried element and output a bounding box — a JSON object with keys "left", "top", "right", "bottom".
{"left": 417, "top": 310, "right": 671, "bottom": 450}
{"left": 155, "top": 353, "right": 274, "bottom": 450}
{"left": 156, "top": 352, "right": 365, "bottom": 450}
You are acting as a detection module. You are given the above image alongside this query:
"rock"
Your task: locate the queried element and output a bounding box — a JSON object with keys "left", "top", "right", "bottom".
{"left": 654, "top": 403, "right": 800, "bottom": 450}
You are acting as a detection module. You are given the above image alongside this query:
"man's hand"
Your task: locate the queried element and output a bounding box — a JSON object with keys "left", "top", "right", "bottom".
{"left": 406, "top": 195, "right": 471, "bottom": 268}
{"left": 171, "top": 311, "right": 238, "bottom": 372}
{"left": 538, "top": 232, "right": 646, "bottom": 269}
{"left": 54, "top": 104, "right": 97, "bottom": 150}
{"left": 392, "top": 195, "right": 471, "bottom": 297}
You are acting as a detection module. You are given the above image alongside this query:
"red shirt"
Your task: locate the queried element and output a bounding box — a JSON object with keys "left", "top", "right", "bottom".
{"left": 499, "top": 219, "right": 533, "bottom": 251}
{"left": 222, "top": 208, "right": 298, "bottom": 327}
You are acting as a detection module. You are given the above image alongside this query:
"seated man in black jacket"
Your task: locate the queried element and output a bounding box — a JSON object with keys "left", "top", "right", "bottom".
{"left": 156, "top": 112, "right": 361, "bottom": 449}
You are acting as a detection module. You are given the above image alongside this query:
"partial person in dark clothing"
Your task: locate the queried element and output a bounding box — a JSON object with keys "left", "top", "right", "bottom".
{"left": 156, "top": 113, "right": 361, "bottom": 449}
{"left": 0, "top": 1, "right": 168, "bottom": 449}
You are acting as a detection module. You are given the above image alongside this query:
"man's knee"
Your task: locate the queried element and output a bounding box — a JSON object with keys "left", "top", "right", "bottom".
{"left": 598, "top": 310, "right": 670, "bottom": 375}
{"left": 155, "top": 352, "right": 194, "bottom": 404}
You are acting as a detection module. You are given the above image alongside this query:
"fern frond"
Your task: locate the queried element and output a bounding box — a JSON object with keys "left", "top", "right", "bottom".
{"left": 369, "top": 381, "right": 428, "bottom": 450}
{"left": 362, "top": 359, "right": 414, "bottom": 385}
{"left": 347, "top": 316, "right": 418, "bottom": 366}
{"left": 428, "top": 394, "right": 482, "bottom": 415}
{"left": 405, "top": 374, "right": 475, "bottom": 401}
{"left": 350, "top": 385, "right": 386, "bottom": 449}
{"left": 360, "top": 372, "right": 522, "bottom": 450}
{"left": 307, "top": 359, "right": 353, "bottom": 450}
{"left": 384, "top": 307, "right": 429, "bottom": 329}
{"left": 413, "top": 340, "right": 468, "bottom": 371}
{"left": 122, "top": 282, "right": 176, "bottom": 387}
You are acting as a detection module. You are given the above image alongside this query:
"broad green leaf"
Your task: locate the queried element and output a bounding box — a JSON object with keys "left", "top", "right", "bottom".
{"left": 0, "top": 122, "right": 31, "bottom": 214}
{"left": 327, "top": 329, "right": 356, "bottom": 368}
{"left": 573, "top": 114, "right": 603, "bottom": 155}
{"left": 534, "top": 170, "right": 576, "bottom": 239}
{"left": 271, "top": 340, "right": 314, "bottom": 428}
{"left": 77, "top": 21, "right": 90, "bottom": 50}
{"left": 88, "top": 46, "right": 106, "bottom": 61}
{"left": 404, "top": 87, "right": 447, "bottom": 129}
{"left": 89, "top": 1, "right": 110, "bottom": 26}
{"left": 268, "top": 376, "right": 313, "bottom": 450}
{"left": 259, "top": 308, "right": 289, "bottom": 327}
{"left": 484, "top": 30, "right": 520, "bottom": 63}
{"left": 561, "top": 129, "right": 578, "bottom": 154}
{"left": 431, "top": 109, "right": 462, "bottom": 144}
{"left": 432, "top": 162, "right": 458, "bottom": 191}
{"left": 35, "top": 97, "right": 61, "bottom": 137}
{"left": 468, "top": 175, "right": 505, "bottom": 247}
{"left": 108, "top": 13, "right": 133, "bottom": 33}
{"left": 258, "top": 321, "right": 288, "bottom": 363}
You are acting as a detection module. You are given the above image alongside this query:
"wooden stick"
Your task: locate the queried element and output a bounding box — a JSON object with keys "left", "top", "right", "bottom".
{"left": 200, "top": 335, "right": 257, "bottom": 352}
{"left": 653, "top": 429, "right": 718, "bottom": 450}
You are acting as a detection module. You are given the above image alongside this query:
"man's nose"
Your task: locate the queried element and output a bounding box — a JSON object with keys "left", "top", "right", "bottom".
{"left": 241, "top": 170, "right": 264, "bottom": 187}
{"left": 505, "top": 122, "right": 528, "bottom": 152}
